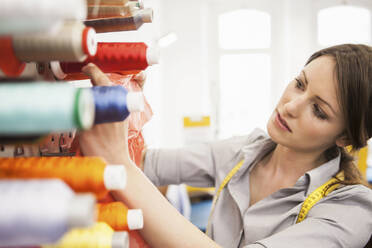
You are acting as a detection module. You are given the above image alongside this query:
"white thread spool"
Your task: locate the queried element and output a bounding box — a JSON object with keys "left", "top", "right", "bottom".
{"left": 87, "top": 0, "right": 129, "bottom": 6}
{"left": 0, "top": 62, "right": 43, "bottom": 80}
{"left": 12, "top": 22, "right": 97, "bottom": 62}
{"left": 0, "top": 0, "right": 87, "bottom": 35}
{"left": 0, "top": 179, "right": 96, "bottom": 246}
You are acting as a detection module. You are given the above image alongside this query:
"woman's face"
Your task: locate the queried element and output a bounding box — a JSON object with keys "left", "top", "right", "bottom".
{"left": 267, "top": 56, "right": 345, "bottom": 153}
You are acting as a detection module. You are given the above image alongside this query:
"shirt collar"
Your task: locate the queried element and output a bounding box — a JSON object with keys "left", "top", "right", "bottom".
{"left": 304, "top": 153, "right": 341, "bottom": 195}
{"left": 239, "top": 129, "right": 341, "bottom": 195}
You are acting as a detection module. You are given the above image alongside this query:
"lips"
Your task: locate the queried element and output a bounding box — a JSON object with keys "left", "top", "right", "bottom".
{"left": 276, "top": 111, "right": 292, "bottom": 132}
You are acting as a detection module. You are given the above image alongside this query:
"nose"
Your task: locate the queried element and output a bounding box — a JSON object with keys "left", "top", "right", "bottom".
{"left": 282, "top": 95, "right": 306, "bottom": 118}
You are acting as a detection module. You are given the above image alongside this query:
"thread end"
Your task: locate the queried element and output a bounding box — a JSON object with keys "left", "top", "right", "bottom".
{"left": 126, "top": 92, "right": 145, "bottom": 112}
{"left": 140, "top": 8, "right": 153, "bottom": 23}
{"left": 104, "top": 165, "right": 127, "bottom": 190}
{"left": 127, "top": 209, "right": 144, "bottom": 230}
{"left": 82, "top": 27, "right": 97, "bottom": 57}
{"left": 112, "top": 232, "right": 129, "bottom": 248}
{"left": 67, "top": 194, "right": 96, "bottom": 229}
{"left": 146, "top": 47, "right": 160, "bottom": 66}
{"left": 76, "top": 88, "right": 95, "bottom": 130}
{"left": 50, "top": 61, "right": 66, "bottom": 80}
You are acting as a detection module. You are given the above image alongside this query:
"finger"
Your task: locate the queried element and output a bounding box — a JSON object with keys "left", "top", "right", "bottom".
{"left": 82, "top": 63, "right": 112, "bottom": 86}
{"left": 132, "top": 71, "right": 146, "bottom": 89}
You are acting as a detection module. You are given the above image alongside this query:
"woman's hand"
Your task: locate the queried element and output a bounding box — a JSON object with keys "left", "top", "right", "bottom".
{"left": 78, "top": 64, "right": 220, "bottom": 248}
{"left": 78, "top": 63, "right": 131, "bottom": 165}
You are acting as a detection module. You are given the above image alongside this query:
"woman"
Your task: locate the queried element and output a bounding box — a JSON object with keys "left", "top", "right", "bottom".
{"left": 79, "top": 44, "right": 372, "bottom": 248}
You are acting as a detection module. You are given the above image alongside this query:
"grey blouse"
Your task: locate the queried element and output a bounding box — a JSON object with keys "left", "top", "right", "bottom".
{"left": 144, "top": 128, "right": 372, "bottom": 248}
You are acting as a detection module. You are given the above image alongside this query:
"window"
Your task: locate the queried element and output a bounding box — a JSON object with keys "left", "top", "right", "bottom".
{"left": 218, "top": 9, "right": 271, "bottom": 138}
{"left": 318, "top": 5, "right": 371, "bottom": 46}
{"left": 219, "top": 9, "right": 271, "bottom": 49}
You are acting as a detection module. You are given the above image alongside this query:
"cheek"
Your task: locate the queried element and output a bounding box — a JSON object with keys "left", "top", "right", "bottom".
{"left": 279, "top": 85, "right": 293, "bottom": 103}
{"left": 297, "top": 112, "right": 338, "bottom": 143}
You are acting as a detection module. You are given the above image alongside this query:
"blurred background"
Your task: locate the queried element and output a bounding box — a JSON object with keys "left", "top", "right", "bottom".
{"left": 95, "top": 0, "right": 372, "bottom": 149}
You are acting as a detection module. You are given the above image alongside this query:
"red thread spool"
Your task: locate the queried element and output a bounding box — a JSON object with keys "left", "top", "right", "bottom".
{"left": 0, "top": 37, "right": 26, "bottom": 77}
{"left": 0, "top": 157, "right": 126, "bottom": 199}
{"left": 51, "top": 42, "right": 158, "bottom": 80}
{"left": 97, "top": 202, "right": 143, "bottom": 231}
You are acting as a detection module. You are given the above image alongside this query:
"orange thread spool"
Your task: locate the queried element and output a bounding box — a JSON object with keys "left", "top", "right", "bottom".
{"left": 97, "top": 202, "right": 143, "bottom": 231}
{"left": 0, "top": 157, "right": 126, "bottom": 199}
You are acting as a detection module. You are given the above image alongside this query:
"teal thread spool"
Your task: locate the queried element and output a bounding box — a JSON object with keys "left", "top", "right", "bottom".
{"left": 0, "top": 83, "right": 94, "bottom": 135}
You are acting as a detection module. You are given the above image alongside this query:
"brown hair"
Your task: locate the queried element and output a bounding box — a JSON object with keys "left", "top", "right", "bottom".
{"left": 306, "top": 44, "right": 372, "bottom": 187}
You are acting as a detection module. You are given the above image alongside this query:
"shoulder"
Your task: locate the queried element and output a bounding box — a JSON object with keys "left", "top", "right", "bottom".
{"left": 210, "top": 128, "right": 270, "bottom": 174}
{"left": 326, "top": 184, "right": 372, "bottom": 205}
{"left": 312, "top": 184, "right": 372, "bottom": 217}
{"left": 310, "top": 184, "right": 372, "bottom": 247}
{"left": 210, "top": 128, "right": 268, "bottom": 154}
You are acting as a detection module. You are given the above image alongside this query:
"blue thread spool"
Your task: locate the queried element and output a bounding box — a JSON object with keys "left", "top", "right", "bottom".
{"left": 91, "top": 85, "right": 144, "bottom": 124}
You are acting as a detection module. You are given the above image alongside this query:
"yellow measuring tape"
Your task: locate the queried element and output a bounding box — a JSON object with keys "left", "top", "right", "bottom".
{"left": 206, "top": 160, "right": 344, "bottom": 235}
{"left": 206, "top": 160, "right": 245, "bottom": 235}
{"left": 296, "top": 170, "right": 344, "bottom": 223}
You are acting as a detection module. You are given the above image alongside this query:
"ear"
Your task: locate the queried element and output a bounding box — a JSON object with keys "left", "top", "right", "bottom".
{"left": 335, "top": 134, "right": 351, "bottom": 148}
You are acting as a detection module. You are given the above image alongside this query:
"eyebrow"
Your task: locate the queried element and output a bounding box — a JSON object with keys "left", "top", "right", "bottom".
{"left": 302, "top": 70, "right": 337, "bottom": 115}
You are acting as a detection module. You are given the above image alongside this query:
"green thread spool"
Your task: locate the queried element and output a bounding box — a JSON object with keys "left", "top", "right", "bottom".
{"left": 0, "top": 83, "right": 94, "bottom": 135}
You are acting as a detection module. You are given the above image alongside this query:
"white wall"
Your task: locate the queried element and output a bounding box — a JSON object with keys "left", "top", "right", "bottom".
{"left": 156, "top": 0, "right": 211, "bottom": 148}
{"left": 155, "top": 0, "right": 317, "bottom": 148}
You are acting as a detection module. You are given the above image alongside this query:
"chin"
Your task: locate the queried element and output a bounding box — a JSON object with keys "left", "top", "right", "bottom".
{"left": 266, "top": 119, "right": 278, "bottom": 142}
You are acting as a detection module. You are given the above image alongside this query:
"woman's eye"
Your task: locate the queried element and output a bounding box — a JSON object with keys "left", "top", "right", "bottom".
{"left": 313, "top": 104, "right": 328, "bottom": 120}
{"left": 295, "top": 78, "right": 304, "bottom": 90}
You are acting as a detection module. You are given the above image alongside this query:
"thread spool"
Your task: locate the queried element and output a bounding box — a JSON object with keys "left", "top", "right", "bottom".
{"left": 97, "top": 202, "right": 143, "bottom": 231}
{"left": 0, "top": 62, "right": 42, "bottom": 80}
{"left": 0, "top": 0, "right": 86, "bottom": 21}
{"left": 43, "top": 222, "right": 129, "bottom": 248}
{"left": 12, "top": 22, "right": 97, "bottom": 62}
{"left": 87, "top": 0, "right": 128, "bottom": 6}
{"left": 0, "top": 179, "right": 96, "bottom": 246}
{"left": 84, "top": 8, "right": 153, "bottom": 33}
{"left": 0, "top": 83, "right": 94, "bottom": 135}
{"left": 0, "top": 157, "right": 127, "bottom": 198}
{"left": 92, "top": 86, "right": 144, "bottom": 124}
{"left": 51, "top": 42, "right": 158, "bottom": 80}
{"left": 0, "top": 37, "right": 26, "bottom": 77}
{"left": 87, "top": 1, "right": 143, "bottom": 19}
{"left": 87, "top": 6, "right": 133, "bottom": 19}
{"left": 0, "top": 0, "right": 86, "bottom": 35}
{"left": 59, "top": 70, "right": 141, "bottom": 81}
